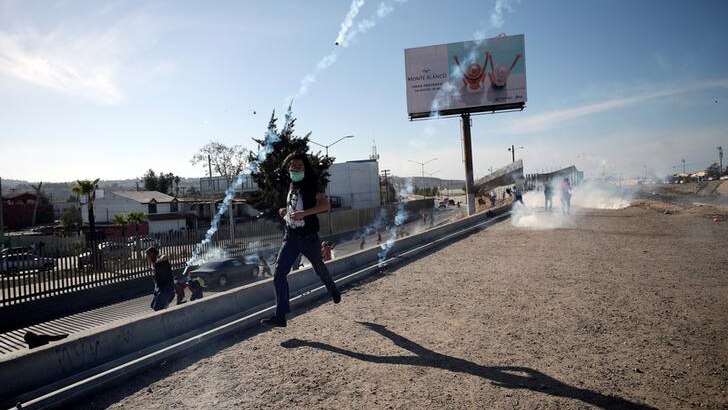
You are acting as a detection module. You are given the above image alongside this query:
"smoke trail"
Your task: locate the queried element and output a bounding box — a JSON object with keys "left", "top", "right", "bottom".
{"left": 339, "top": 0, "right": 407, "bottom": 48}
{"left": 429, "top": 0, "right": 520, "bottom": 117}
{"left": 189, "top": 1, "right": 411, "bottom": 265}
{"left": 290, "top": 0, "right": 408, "bottom": 101}
{"left": 187, "top": 111, "right": 284, "bottom": 267}
{"left": 378, "top": 178, "right": 413, "bottom": 265}
{"left": 335, "top": 0, "right": 366, "bottom": 46}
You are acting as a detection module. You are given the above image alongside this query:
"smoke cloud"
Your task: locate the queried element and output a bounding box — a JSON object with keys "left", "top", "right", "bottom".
{"left": 510, "top": 180, "right": 633, "bottom": 230}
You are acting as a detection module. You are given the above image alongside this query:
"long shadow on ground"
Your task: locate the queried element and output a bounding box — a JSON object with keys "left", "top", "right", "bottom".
{"left": 282, "top": 321, "right": 656, "bottom": 410}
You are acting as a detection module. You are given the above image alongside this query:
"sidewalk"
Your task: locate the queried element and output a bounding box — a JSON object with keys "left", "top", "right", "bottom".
{"left": 75, "top": 206, "right": 728, "bottom": 409}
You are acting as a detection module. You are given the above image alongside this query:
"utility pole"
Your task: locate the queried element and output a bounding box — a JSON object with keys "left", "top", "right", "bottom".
{"left": 208, "top": 154, "right": 215, "bottom": 228}
{"left": 718, "top": 146, "right": 724, "bottom": 177}
{"left": 682, "top": 158, "right": 686, "bottom": 174}
{"left": 380, "top": 169, "right": 390, "bottom": 204}
{"left": 508, "top": 145, "right": 524, "bottom": 163}
{"left": 461, "top": 113, "right": 476, "bottom": 215}
{"left": 31, "top": 181, "right": 42, "bottom": 227}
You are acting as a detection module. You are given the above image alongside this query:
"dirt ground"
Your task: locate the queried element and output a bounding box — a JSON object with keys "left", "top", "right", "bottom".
{"left": 78, "top": 203, "right": 727, "bottom": 410}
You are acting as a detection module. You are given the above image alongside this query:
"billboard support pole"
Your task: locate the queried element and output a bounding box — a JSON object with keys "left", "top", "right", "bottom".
{"left": 460, "top": 113, "right": 476, "bottom": 216}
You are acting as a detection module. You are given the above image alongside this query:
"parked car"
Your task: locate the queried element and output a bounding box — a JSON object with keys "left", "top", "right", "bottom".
{"left": 1, "top": 246, "right": 36, "bottom": 256}
{"left": 0, "top": 252, "right": 55, "bottom": 273}
{"left": 127, "top": 236, "right": 160, "bottom": 252}
{"left": 187, "top": 257, "right": 259, "bottom": 288}
{"left": 78, "top": 242, "right": 132, "bottom": 266}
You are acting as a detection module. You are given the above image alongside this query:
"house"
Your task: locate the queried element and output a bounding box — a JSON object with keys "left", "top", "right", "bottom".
{"left": 1, "top": 192, "right": 54, "bottom": 230}
{"left": 81, "top": 190, "right": 187, "bottom": 234}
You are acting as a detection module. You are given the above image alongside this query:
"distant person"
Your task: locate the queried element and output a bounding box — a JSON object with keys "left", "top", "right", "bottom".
{"left": 376, "top": 230, "right": 382, "bottom": 245}
{"left": 146, "top": 246, "right": 175, "bottom": 311}
{"left": 260, "top": 152, "right": 341, "bottom": 328}
{"left": 322, "top": 241, "right": 335, "bottom": 261}
{"left": 258, "top": 254, "right": 272, "bottom": 276}
{"left": 359, "top": 235, "right": 366, "bottom": 249}
{"left": 544, "top": 180, "right": 554, "bottom": 211}
{"left": 514, "top": 185, "right": 523, "bottom": 204}
{"left": 490, "top": 191, "right": 497, "bottom": 207}
{"left": 560, "top": 178, "right": 572, "bottom": 215}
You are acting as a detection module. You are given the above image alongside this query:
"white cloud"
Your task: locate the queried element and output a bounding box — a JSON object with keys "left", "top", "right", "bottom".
{"left": 502, "top": 78, "right": 728, "bottom": 134}
{"left": 0, "top": 12, "right": 162, "bottom": 104}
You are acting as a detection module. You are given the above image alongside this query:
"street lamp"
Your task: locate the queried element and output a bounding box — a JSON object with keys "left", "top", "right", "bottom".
{"left": 309, "top": 135, "right": 355, "bottom": 157}
{"left": 408, "top": 158, "right": 437, "bottom": 198}
{"left": 408, "top": 158, "right": 438, "bottom": 179}
{"left": 718, "top": 146, "right": 724, "bottom": 177}
{"left": 507, "top": 145, "right": 524, "bottom": 163}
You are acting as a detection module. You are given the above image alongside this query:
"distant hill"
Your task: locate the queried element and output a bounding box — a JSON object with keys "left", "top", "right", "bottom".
{"left": 1, "top": 177, "right": 202, "bottom": 201}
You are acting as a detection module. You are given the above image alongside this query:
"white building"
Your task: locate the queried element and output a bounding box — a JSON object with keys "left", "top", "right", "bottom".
{"left": 326, "top": 159, "right": 380, "bottom": 209}
{"left": 81, "top": 190, "right": 187, "bottom": 234}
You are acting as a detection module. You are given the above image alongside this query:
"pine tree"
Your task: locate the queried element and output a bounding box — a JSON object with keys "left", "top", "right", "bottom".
{"left": 246, "top": 104, "right": 334, "bottom": 219}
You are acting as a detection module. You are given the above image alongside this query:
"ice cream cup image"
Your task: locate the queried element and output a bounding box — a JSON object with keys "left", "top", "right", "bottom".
{"left": 488, "top": 53, "right": 522, "bottom": 89}
{"left": 454, "top": 54, "right": 489, "bottom": 92}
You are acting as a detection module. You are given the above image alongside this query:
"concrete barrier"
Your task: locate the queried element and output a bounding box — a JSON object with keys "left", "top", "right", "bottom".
{"left": 0, "top": 204, "right": 510, "bottom": 408}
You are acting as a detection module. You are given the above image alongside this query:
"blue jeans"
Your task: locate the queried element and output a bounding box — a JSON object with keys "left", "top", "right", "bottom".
{"left": 151, "top": 283, "right": 174, "bottom": 311}
{"left": 273, "top": 232, "right": 337, "bottom": 318}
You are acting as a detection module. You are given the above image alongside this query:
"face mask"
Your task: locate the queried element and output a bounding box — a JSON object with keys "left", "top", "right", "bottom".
{"left": 289, "top": 170, "right": 305, "bottom": 182}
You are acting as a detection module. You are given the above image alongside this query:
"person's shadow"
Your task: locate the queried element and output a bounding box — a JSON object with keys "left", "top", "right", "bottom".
{"left": 281, "top": 322, "right": 656, "bottom": 410}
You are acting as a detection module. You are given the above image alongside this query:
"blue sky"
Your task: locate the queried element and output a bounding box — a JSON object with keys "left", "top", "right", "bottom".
{"left": 1, "top": 0, "right": 727, "bottom": 183}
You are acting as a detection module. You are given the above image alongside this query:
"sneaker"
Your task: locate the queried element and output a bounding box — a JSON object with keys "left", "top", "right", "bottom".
{"left": 176, "top": 299, "right": 187, "bottom": 305}
{"left": 331, "top": 289, "right": 341, "bottom": 304}
{"left": 260, "top": 316, "right": 287, "bottom": 328}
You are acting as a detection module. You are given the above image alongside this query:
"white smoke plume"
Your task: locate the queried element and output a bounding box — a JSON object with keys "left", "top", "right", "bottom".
{"left": 378, "top": 178, "right": 413, "bottom": 264}
{"left": 430, "top": 0, "right": 520, "bottom": 116}
{"left": 335, "top": 0, "right": 366, "bottom": 46}
{"left": 187, "top": 109, "right": 284, "bottom": 266}
{"left": 510, "top": 180, "right": 633, "bottom": 230}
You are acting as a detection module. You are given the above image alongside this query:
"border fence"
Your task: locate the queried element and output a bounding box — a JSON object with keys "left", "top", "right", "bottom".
{"left": 0, "top": 199, "right": 435, "bottom": 309}
{"left": 0, "top": 219, "right": 283, "bottom": 307}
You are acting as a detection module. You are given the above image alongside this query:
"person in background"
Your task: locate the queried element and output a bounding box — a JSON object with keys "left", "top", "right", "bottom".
{"left": 514, "top": 184, "right": 524, "bottom": 205}
{"left": 544, "top": 180, "right": 554, "bottom": 212}
{"left": 260, "top": 152, "right": 341, "bottom": 328}
{"left": 146, "top": 246, "right": 175, "bottom": 311}
{"left": 560, "top": 178, "right": 572, "bottom": 215}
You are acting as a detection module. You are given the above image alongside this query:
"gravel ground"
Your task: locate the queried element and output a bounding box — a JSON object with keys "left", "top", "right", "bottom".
{"left": 77, "top": 204, "right": 728, "bottom": 410}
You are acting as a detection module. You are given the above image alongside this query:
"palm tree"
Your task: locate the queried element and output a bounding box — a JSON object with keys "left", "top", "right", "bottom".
{"left": 72, "top": 179, "right": 100, "bottom": 242}
{"left": 111, "top": 213, "right": 129, "bottom": 238}
{"left": 127, "top": 211, "right": 146, "bottom": 236}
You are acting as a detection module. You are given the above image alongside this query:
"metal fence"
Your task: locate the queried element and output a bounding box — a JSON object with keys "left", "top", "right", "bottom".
{"left": 0, "top": 219, "right": 283, "bottom": 307}
{"left": 0, "top": 199, "right": 436, "bottom": 308}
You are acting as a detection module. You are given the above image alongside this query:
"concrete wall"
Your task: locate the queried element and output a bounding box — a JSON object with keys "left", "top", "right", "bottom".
{"left": 0, "top": 205, "right": 509, "bottom": 407}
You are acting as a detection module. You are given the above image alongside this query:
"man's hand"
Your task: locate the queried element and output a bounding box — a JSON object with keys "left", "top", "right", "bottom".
{"left": 290, "top": 211, "right": 306, "bottom": 221}
{"left": 279, "top": 208, "right": 287, "bottom": 218}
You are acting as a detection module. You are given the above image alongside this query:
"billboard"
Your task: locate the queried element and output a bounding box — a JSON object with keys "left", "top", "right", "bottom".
{"left": 404, "top": 34, "right": 526, "bottom": 119}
